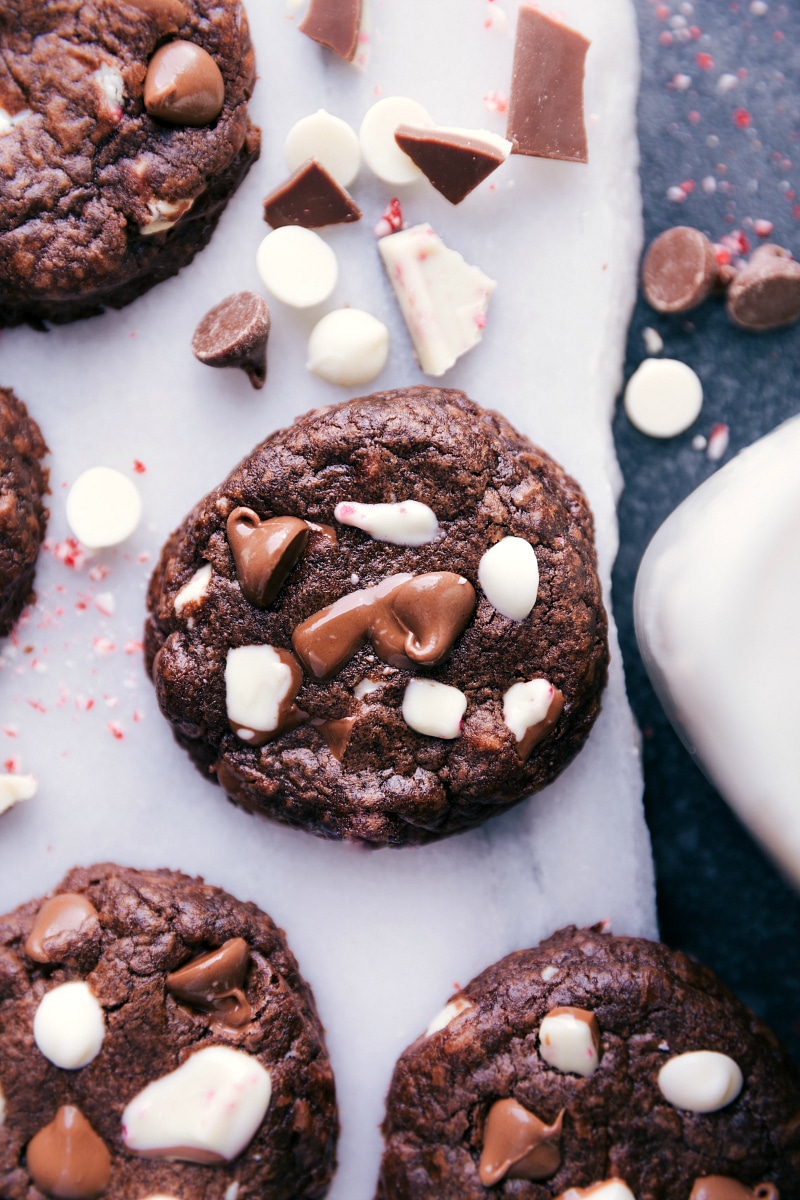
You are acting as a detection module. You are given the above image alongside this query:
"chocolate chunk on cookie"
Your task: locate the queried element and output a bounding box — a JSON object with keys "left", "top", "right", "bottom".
{"left": 0, "top": 863, "right": 338, "bottom": 1199}
{"left": 0, "top": 388, "right": 48, "bottom": 638}
{"left": 145, "top": 387, "right": 609, "bottom": 846}
{"left": 0, "top": 0, "right": 260, "bottom": 327}
{"left": 376, "top": 926, "right": 800, "bottom": 1198}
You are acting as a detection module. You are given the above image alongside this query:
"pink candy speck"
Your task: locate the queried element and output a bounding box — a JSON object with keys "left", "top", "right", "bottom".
{"left": 107, "top": 721, "right": 124, "bottom": 740}
{"left": 482, "top": 90, "right": 508, "bottom": 114}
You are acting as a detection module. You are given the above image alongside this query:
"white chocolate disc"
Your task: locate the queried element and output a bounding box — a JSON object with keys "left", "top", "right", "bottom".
{"left": 225, "top": 646, "right": 296, "bottom": 739}
{"left": 334, "top": 499, "right": 439, "bottom": 545}
{"left": 424, "top": 996, "right": 472, "bottom": 1037}
{"left": 307, "top": 309, "right": 389, "bottom": 386}
{"left": 538, "top": 1009, "right": 600, "bottom": 1077}
{"left": 478, "top": 537, "right": 539, "bottom": 620}
{"left": 256, "top": 226, "right": 338, "bottom": 308}
{"left": 657, "top": 1050, "right": 743, "bottom": 1113}
{"left": 402, "top": 678, "right": 467, "bottom": 739}
{"left": 360, "top": 96, "right": 433, "bottom": 184}
{"left": 66, "top": 467, "right": 142, "bottom": 549}
{"left": 285, "top": 109, "right": 361, "bottom": 187}
{"left": 502, "top": 679, "right": 555, "bottom": 741}
{"left": 624, "top": 358, "right": 703, "bottom": 438}
{"left": 33, "top": 981, "right": 106, "bottom": 1069}
{"left": 174, "top": 563, "right": 212, "bottom": 616}
{"left": 0, "top": 773, "right": 36, "bottom": 816}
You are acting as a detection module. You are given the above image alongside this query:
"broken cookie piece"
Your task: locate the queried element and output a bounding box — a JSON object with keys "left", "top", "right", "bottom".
{"left": 263, "top": 160, "right": 361, "bottom": 229}
{"left": 393, "top": 125, "right": 512, "bottom": 204}
{"left": 507, "top": 6, "right": 590, "bottom": 163}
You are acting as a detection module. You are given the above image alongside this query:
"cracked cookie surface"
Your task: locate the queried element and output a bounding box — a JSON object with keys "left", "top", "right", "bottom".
{"left": 0, "top": 387, "right": 48, "bottom": 637}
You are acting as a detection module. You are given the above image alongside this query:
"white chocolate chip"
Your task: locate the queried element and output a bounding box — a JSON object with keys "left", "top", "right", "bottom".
{"left": 121, "top": 1046, "right": 272, "bottom": 1162}
{"left": 33, "top": 981, "right": 105, "bottom": 1070}
{"left": 539, "top": 1009, "right": 600, "bottom": 1077}
{"left": 66, "top": 467, "right": 142, "bottom": 548}
{"left": 225, "top": 646, "right": 296, "bottom": 740}
{"left": 139, "top": 198, "right": 194, "bottom": 236}
{"left": 478, "top": 537, "right": 539, "bottom": 620}
{"left": 353, "top": 678, "right": 381, "bottom": 699}
{"left": 308, "top": 309, "right": 389, "bottom": 386}
{"left": 334, "top": 499, "right": 439, "bottom": 546}
{"left": 540, "top": 965, "right": 559, "bottom": 982}
{"left": 657, "top": 1050, "right": 743, "bottom": 1113}
{"left": 503, "top": 679, "right": 555, "bottom": 741}
{"left": 0, "top": 107, "right": 31, "bottom": 135}
{"left": 256, "top": 226, "right": 338, "bottom": 308}
{"left": 0, "top": 773, "right": 36, "bottom": 816}
{"left": 424, "top": 996, "right": 472, "bottom": 1037}
{"left": 285, "top": 109, "right": 361, "bottom": 187}
{"left": 402, "top": 678, "right": 467, "bottom": 739}
{"left": 624, "top": 358, "right": 703, "bottom": 438}
{"left": 225, "top": 1185, "right": 240, "bottom": 1200}
{"left": 360, "top": 96, "right": 433, "bottom": 184}
{"left": 379, "top": 223, "right": 495, "bottom": 376}
{"left": 642, "top": 326, "right": 664, "bottom": 355}
{"left": 174, "top": 564, "right": 212, "bottom": 616}
{"left": 93, "top": 66, "right": 124, "bottom": 109}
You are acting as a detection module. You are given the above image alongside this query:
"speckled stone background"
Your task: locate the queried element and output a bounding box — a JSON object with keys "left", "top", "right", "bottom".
{"left": 617, "top": 0, "right": 800, "bottom": 1063}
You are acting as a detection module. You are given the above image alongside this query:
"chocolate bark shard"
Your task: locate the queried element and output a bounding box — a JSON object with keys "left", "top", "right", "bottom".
{"left": 506, "top": 6, "right": 590, "bottom": 163}
{"left": 263, "top": 160, "right": 362, "bottom": 229}
{"left": 298, "top": 0, "right": 362, "bottom": 62}
{"left": 393, "top": 124, "right": 511, "bottom": 205}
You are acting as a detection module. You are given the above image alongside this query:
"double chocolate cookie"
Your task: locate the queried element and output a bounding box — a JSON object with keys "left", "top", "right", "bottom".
{"left": 0, "top": 863, "right": 338, "bottom": 1199}
{"left": 376, "top": 926, "right": 800, "bottom": 1199}
{"left": 0, "top": 388, "right": 48, "bottom": 637}
{"left": 0, "top": 0, "right": 260, "bottom": 326}
{"left": 145, "top": 387, "right": 609, "bottom": 845}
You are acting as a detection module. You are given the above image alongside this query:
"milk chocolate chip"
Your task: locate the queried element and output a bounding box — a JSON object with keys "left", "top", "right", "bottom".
{"left": 479, "top": 1099, "right": 563, "bottom": 1185}
{"left": 642, "top": 227, "right": 719, "bottom": 314}
{"left": 263, "top": 160, "right": 362, "bottom": 229}
{"left": 227, "top": 509, "right": 310, "bottom": 607}
{"left": 167, "top": 937, "right": 253, "bottom": 1028}
{"left": 144, "top": 41, "right": 225, "bottom": 126}
{"left": 25, "top": 894, "right": 100, "bottom": 964}
{"left": 690, "top": 1180, "right": 780, "bottom": 1200}
{"left": 726, "top": 244, "right": 800, "bottom": 331}
{"left": 192, "top": 293, "right": 271, "bottom": 389}
{"left": 26, "top": 1106, "right": 112, "bottom": 1199}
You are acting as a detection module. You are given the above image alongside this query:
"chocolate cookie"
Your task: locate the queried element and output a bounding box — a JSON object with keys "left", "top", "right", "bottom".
{"left": 145, "top": 387, "right": 609, "bottom": 845}
{"left": 376, "top": 926, "right": 800, "bottom": 1200}
{"left": 0, "top": 388, "right": 48, "bottom": 637}
{"left": 0, "top": 863, "right": 338, "bottom": 1200}
{"left": 0, "top": 0, "right": 260, "bottom": 327}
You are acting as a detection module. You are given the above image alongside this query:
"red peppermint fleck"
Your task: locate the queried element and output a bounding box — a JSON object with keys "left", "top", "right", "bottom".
{"left": 2, "top": 725, "right": 19, "bottom": 738}
{"left": 482, "top": 90, "right": 508, "bottom": 114}
{"left": 659, "top": 31, "right": 673, "bottom": 46}
{"left": 721, "top": 229, "right": 750, "bottom": 256}
{"left": 688, "top": 110, "right": 701, "bottom": 125}
{"left": 95, "top": 593, "right": 115, "bottom": 617}
{"left": 733, "top": 108, "right": 752, "bottom": 129}
{"left": 680, "top": 179, "right": 696, "bottom": 193}
{"left": 88, "top": 564, "right": 111, "bottom": 583}
{"left": 4, "top": 757, "right": 21, "bottom": 773}
{"left": 707, "top": 423, "right": 730, "bottom": 463}
{"left": 132, "top": 710, "right": 144, "bottom": 724}
{"left": 696, "top": 52, "right": 714, "bottom": 70}
{"left": 133, "top": 460, "right": 146, "bottom": 474}
{"left": 374, "top": 198, "right": 404, "bottom": 238}
{"left": 124, "top": 640, "right": 144, "bottom": 655}
{"left": 689, "top": 25, "right": 701, "bottom": 39}
{"left": 49, "top": 538, "right": 90, "bottom": 570}
{"left": 27, "top": 700, "right": 46, "bottom": 713}
{"left": 793, "top": 205, "right": 800, "bottom": 220}
{"left": 753, "top": 219, "right": 774, "bottom": 237}
{"left": 92, "top": 637, "right": 116, "bottom": 657}
{"left": 655, "top": 4, "right": 669, "bottom": 18}
{"left": 107, "top": 721, "right": 124, "bottom": 740}
{"left": 75, "top": 696, "right": 94, "bottom": 712}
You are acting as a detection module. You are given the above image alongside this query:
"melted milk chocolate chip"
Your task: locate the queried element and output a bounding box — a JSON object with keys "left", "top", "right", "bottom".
{"left": 690, "top": 1181, "right": 780, "bottom": 1200}
{"left": 479, "top": 1099, "right": 563, "bottom": 1185}
{"left": 144, "top": 41, "right": 225, "bottom": 126}
{"left": 167, "top": 937, "right": 253, "bottom": 1028}
{"left": 192, "top": 293, "right": 270, "bottom": 390}
{"left": 227, "top": 509, "right": 310, "bottom": 607}
{"left": 25, "top": 893, "right": 100, "bottom": 963}
{"left": 26, "top": 1106, "right": 111, "bottom": 1200}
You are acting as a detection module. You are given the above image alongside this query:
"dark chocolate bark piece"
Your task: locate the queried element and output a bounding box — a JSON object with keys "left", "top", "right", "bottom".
{"left": 263, "top": 160, "right": 362, "bottom": 228}
{"left": 393, "top": 125, "right": 509, "bottom": 205}
{"left": 0, "top": 387, "right": 48, "bottom": 637}
{"left": 507, "top": 6, "right": 590, "bottom": 163}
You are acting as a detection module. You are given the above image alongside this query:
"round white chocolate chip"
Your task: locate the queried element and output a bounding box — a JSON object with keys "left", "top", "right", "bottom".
{"left": 502, "top": 679, "right": 555, "bottom": 741}
{"left": 174, "top": 563, "right": 213, "bottom": 616}
{"left": 225, "top": 646, "right": 296, "bottom": 740}
{"left": 307, "top": 309, "right": 389, "bottom": 386}
{"left": 121, "top": 1045, "right": 272, "bottom": 1163}
{"left": 256, "top": 226, "right": 338, "bottom": 309}
{"left": 424, "top": 996, "right": 472, "bottom": 1037}
{"left": 285, "top": 109, "right": 361, "bottom": 187}
{"left": 624, "top": 358, "right": 703, "bottom": 438}
{"left": 66, "top": 467, "right": 142, "bottom": 549}
{"left": 360, "top": 96, "right": 433, "bottom": 185}
{"left": 0, "top": 772, "right": 36, "bottom": 816}
{"left": 478, "top": 537, "right": 539, "bottom": 620}
{"left": 402, "top": 678, "right": 467, "bottom": 739}
{"left": 334, "top": 499, "right": 439, "bottom": 545}
{"left": 33, "top": 981, "right": 105, "bottom": 1070}
{"left": 657, "top": 1049, "right": 743, "bottom": 1113}
{"left": 538, "top": 1008, "right": 600, "bottom": 1077}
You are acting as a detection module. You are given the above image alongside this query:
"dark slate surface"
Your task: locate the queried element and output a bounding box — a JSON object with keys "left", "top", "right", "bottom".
{"left": 616, "top": 0, "right": 800, "bottom": 1064}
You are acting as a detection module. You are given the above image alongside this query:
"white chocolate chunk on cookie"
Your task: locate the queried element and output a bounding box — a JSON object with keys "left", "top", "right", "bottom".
{"left": 658, "top": 1050, "right": 743, "bottom": 1113}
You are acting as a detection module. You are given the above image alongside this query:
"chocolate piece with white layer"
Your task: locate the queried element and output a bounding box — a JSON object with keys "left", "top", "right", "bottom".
{"left": 393, "top": 124, "right": 511, "bottom": 204}
{"left": 263, "top": 160, "right": 362, "bottom": 229}
{"left": 507, "top": 7, "right": 590, "bottom": 163}
{"left": 192, "top": 292, "right": 270, "bottom": 389}
{"left": 643, "top": 226, "right": 720, "bottom": 314}
{"left": 299, "top": 0, "right": 362, "bottom": 61}
{"left": 726, "top": 244, "right": 800, "bottom": 331}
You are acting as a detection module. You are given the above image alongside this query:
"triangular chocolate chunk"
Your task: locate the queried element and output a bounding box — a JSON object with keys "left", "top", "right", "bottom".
{"left": 394, "top": 125, "right": 511, "bottom": 205}
{"left": 263, "top": 159, "right": 362, "bottom": 229}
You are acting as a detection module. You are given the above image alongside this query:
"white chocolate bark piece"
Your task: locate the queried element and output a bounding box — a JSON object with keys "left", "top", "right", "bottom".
{"left": 33, "top": 982, "right": 105, "bottom": 1069}
{"left": 174, "top": 563, "right": 212, "bottom": 616}
{"left": 424, "top": 996, "right": 472, "bottom": 1037}
{"left": 402, "top": 679, "right": 467, "bottom": 739}
{"left": 66, "top": 467, "right": 142, "bottom": 549}
{"left": 478, "top": 537, "right": 539, "bottom": 619}
{"left": 635, "top": 413, "right": 800, "bottom": 887}
{"left": 538, "top": 1008, "right": 601, "bottom": 1076}
{"left": 307, "top": 309, "right": 389, "bottom": 386}
{"left": 360, "top": 96, "right": 432, "bottom": 184}
{"left": 121, "top": 1045, "right": 272, "bottom": 1162}
{"left": 225, "top": 646, "right": 296, "bottom": 741}
{"left": 657, "top": 1050, "right": 743, "bottom": 1113}
{"left": 334, "top": 499, "right": 439, "bottom": 545}
{"left": 0, "top": 773, "right": 36, "bottom": 816}
{"left": 624, "top": 358, "right": 703, "bottom": 438}
{"left": 379, "top": 224, "right": 495, "bottom": 376}
{"left": 256, "top": 226, "right": 338, "bottom": 308}
{"left": 285, "top": 109, "right": 361, "bottom": 187}
{"left": 503, "top": 679, "right": 555, "bottom": 740}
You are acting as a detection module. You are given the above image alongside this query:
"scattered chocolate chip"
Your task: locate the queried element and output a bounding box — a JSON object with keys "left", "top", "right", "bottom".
{"left": 642, "top": 226, "right": 720, "bottom": 314}
{"left": 298, "top": 0, "right": 362, "bottom": 61}
{"left": 263, "top": 160, "right": 362, "bottom": 229}
{"left": 192, "top": 292, "right": 270, "bottom": 389}
{"left": 726, "top": 244, "right": 800, "bottom": 331}
{"left": 144, "top": 40, "right": 225, "bottom": 127}
{"left": 393, "top": 125, "right": 510, "bottom": 205}
{"left": 506, "top": 6, "right": 589, "bottom": 163}
{"left": 26, "top": 1106, "right": 112, "bottom": 1200}
{"left": 227, "top": 509, "right": 309, "bottom": 606}
{"left": 167, "top": 937, "right": 253, "bottom": 1028}
{"left": 480, "top": 1099, "right": 563, "bottom": 1185}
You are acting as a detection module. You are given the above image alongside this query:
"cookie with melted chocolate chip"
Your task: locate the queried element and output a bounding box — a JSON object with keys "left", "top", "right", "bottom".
{"left": 0, "top": 387, "right": 48, "bottom": 637}
{"left": 376, "top": 926, "right": 800, "bottom": 1199}
{"left": 0, "top": 864, "right": 338, "bottom": 1199}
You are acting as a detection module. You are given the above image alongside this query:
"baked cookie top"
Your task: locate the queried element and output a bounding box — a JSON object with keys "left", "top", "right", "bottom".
{"left": 0, "top": 863, "right": 338, "bottom": 1200}
{"left": 376, "top": 926, "right": 800, "bottom": 1199}
{"left": 0, "top": 387, "right": 48, "bottom": 637}
{"left": 145, "top": 387, "right": 609, "bottom": 846}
